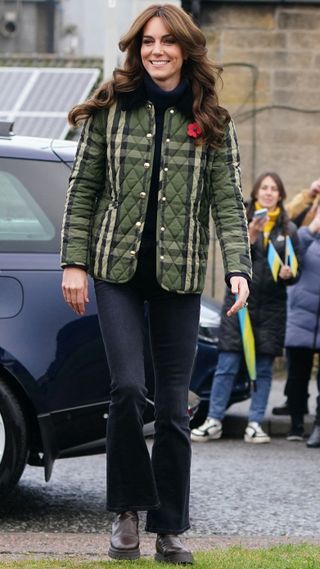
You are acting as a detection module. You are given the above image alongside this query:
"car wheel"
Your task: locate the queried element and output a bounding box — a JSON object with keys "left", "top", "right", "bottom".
{"left": 0, "top": 378, "right": 28, "bottom": 497}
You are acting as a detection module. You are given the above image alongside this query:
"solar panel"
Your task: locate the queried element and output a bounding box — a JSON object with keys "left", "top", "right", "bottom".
{"left": 0, "top": 67, "right": 101, "bottom": 139}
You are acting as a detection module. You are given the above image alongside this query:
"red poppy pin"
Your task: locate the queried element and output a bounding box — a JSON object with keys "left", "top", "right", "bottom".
{"left": 187, "top": 122, "right": 202, "bottom": 139}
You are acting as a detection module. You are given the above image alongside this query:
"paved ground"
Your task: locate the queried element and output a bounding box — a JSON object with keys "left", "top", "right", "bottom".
{"left": 223, "top": 374, "right": 318, "bottom": 438}
{"left": 0, "top": 378, "right": 319, "bottom": 560}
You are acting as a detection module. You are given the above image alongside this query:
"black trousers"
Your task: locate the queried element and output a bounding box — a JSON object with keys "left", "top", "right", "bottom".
{"left": 94, "top": 247, "right": 200, "bottom": 533}
{"left": 286, "top": 347, "right": 320, "bottom": 422}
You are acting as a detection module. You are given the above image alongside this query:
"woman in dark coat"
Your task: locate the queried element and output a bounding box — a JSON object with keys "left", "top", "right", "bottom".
{"left": 285, "top": 207, "right": 320, "bottom": 444}
{"left": 192, "top": 172, "right": 299, "bottom": 444}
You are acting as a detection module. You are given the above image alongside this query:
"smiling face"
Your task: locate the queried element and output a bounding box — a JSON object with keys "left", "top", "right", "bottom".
{"left": 140, "top": 16, "right": 184, "bottom": 91}
{"left": 256, "top": 175, "right": 281, "bottom": 212}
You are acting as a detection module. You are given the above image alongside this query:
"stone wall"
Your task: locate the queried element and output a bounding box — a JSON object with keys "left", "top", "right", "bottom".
{"left": 200, "top": 3, "right": 320, "bottom": 299}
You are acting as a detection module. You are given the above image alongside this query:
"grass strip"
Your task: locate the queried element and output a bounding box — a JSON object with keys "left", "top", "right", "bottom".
{"left": 0, "top": 544, "right": 320, "bottom": 568}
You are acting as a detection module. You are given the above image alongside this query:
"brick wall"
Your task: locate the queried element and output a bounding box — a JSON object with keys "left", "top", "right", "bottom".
{"left": 201, "top": 4, "right": 320, "bottom": 299}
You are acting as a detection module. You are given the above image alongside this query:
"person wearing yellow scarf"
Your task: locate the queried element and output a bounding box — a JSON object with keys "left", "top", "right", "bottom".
{"left": 249, "top": 178, "right": 294, "bottom": 283}
{"left": 254, "top": 203, "right": 281, "bottom": 248}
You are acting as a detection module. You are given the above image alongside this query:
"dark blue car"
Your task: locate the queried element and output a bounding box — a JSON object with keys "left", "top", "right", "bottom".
{"left": 0, "top": 122, "right": 249, "bottom": 497}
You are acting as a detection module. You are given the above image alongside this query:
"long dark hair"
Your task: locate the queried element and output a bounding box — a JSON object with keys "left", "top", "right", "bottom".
{"left": 246, "top": 171, "right": 289, "bottom": 233}
{"left": 68, "top": 4, "right": 230, "bottom": 148}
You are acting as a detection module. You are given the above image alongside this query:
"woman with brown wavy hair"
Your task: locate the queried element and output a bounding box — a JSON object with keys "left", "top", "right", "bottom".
{"left": 61, "top": 4, "right": 251, "bottom": 564}
{"left": 69, "top": 4, "right": 229, "bottom": 145}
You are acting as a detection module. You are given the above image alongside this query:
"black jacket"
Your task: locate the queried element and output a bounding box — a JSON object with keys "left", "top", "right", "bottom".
{"left": 218, "top": 215, "right": 299, "bottom": 356}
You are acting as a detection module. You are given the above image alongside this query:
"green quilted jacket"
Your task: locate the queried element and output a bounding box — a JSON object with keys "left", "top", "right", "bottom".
{"left": 61, "top": 92, "right": 251, "bottom": 293}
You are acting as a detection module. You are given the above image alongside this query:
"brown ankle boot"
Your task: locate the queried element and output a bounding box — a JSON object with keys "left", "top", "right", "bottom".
{"left": 155, "top": 533, "right": 193, "bottom": 564}
{"left": 108, "top": 511, "right": 140, "bottom": 560}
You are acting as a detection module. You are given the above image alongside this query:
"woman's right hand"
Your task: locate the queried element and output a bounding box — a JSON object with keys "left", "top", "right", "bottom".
{"left": 248, "top": 216, "right": 268, "bottom": 244}
{"left": 309, "top": 206, "right": 320, "bottom": 234}
{"left": 61, "top": 267, "right": 89, "bottom": 316}
{"left": 308, "top": 178, "right": 320, "bottom": 198}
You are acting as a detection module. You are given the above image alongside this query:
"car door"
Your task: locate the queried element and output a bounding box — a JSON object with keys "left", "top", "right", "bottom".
{"left": 0, "top": 152, "right": 110, "bottom": 455}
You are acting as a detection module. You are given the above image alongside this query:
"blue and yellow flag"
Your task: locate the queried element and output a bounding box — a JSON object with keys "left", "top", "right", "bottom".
{"left": 267, "top": 240, "right": 283, "bottom": 281}
{"left": 286, "top": 235, "right": 298, "bottom": 277}
{"left": 237, "top": 305, "right": 256, "bottom": 382}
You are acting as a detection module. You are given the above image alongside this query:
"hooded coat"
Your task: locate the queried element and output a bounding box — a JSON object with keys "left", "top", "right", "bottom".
{"left": 285, "top": 226, "right": 320, "bottom": 350}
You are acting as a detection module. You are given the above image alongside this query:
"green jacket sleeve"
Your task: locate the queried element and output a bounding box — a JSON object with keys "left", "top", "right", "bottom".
{"left": 209, "top": 119, "right": 252, "bottom": 280}
{"left": 60, "top": 109, "right": 107, "bottom": 269}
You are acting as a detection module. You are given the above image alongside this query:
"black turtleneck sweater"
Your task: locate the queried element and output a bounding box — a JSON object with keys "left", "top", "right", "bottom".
{"left": 140, "top": 75, "right": 188, "bottom": 250}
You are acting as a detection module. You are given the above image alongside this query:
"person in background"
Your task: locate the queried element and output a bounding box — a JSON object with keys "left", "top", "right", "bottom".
{"left": 272, "top": 176, "right": 320, "bottom": 416}
{"left": 60, "top": 4, "right": 251, "bottom": 565}
{"left": 191, "top": 172, "right": 299, "bottom": 444}
{"left": 285, "top": 207, "right": 320, "bottom": 443}
{"left": 286, "top": 177, "right": 320, "bottom": 228}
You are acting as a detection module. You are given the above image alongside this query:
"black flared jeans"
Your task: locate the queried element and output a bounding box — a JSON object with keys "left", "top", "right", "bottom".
{"left": 94, "top": 247, "right": 200, "bottom": 534}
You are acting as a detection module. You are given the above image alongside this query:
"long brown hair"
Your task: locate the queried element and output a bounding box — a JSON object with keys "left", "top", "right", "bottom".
{"left": 247, "top": 171, "right": 289, "bottom": 233}
{"left": 68, "top": 4, "right": 230, "bottom": 148}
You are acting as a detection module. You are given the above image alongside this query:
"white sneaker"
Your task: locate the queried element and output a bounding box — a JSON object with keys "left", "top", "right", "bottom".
{"left": 191, "top": 418, "right": 222, "bottom": 442}
{"left": 244, "top": 422, "right": 271, "bottom": 444}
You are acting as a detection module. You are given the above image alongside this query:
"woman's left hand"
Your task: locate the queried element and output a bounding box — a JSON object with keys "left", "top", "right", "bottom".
{"left": 279, "top": 264, "right": 292, "bottom": 280}
{"left": 227, "top": 276, "right": 250, "bottom": 317}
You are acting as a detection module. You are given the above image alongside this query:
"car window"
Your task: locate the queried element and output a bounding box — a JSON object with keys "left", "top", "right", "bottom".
{"left": 0, "top": 158, "right": 70, "bottom": 253}
{"left": 0, "top": 171, "right": 55, "bottom": 241}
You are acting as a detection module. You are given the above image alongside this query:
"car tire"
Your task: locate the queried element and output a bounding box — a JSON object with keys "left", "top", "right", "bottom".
{"left": 0, "top": 378, "right": 28, "bottom": 497}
